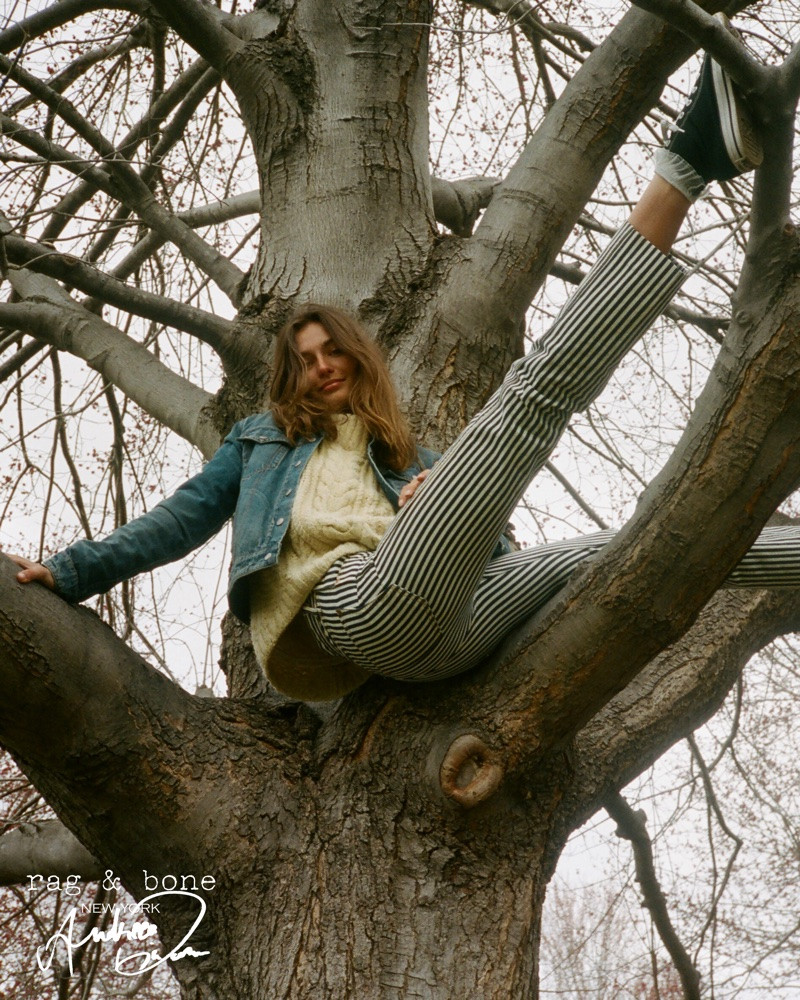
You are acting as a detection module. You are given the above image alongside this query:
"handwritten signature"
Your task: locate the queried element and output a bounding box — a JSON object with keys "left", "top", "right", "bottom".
{"left": 36, "top": 890, "right": 210, "bottom": 977}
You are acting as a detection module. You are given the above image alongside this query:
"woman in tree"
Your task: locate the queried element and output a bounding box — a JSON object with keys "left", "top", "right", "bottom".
{"left": 11, "top": 46, "right": 790, "bottom": 701}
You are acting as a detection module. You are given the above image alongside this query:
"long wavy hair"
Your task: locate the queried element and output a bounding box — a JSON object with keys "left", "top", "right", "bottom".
{"left": 270, "top": 304, "right": 417, "bottom": 471}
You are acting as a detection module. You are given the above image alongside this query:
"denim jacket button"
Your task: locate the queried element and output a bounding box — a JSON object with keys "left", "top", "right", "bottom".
{"left": 276, "top": 517, "right": 285, "bottom": 525}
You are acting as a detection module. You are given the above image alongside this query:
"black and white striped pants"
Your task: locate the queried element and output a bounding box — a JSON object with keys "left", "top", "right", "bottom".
{"left": 304, "top": 225, "right": 799, "bottom": 682}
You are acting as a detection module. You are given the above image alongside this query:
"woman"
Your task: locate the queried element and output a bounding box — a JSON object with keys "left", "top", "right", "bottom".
{"left": 12, "top": 47, "right": 789, "bottom": 701}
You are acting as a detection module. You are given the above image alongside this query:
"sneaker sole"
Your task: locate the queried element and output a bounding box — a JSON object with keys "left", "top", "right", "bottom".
{"left": 711, "top": 56, "right": 763, "bottom": 173}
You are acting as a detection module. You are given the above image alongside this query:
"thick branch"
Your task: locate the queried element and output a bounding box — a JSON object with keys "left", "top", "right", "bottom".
{"left": 0, "top": 556, "right": 306, "bottom": 896}
{"left": 1, "top": 271, "right": 219, "bottom": 458}
{"left": 0, "top": 544, "right": 322, "bottom": 987}
{"left": 432, "top": 8, "right": 696, "bottom": 338}
{"left": 392, "top": 9, "right": 702, "bottom": 446}
{"left": 782, "top": 42, "right": 800, "bottom": 102}
{"left": 431, "top": 176, "right": 498, "bottom": 237}
{"left": 567, "top": 588, "right": 800, "bottom": 816}
{"left": 143, "top": 0, "right": 241, "bottom": 68}
{"left": 0, "top": 820, "right": 103, "bottom": 886}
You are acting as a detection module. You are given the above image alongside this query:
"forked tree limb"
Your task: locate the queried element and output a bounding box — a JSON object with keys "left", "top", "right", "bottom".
{"left": 0, "top": 272, "right": 219, "bottom": 458}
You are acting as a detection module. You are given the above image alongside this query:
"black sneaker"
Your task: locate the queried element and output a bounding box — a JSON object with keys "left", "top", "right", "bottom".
{"left": 666, "top": 15, "right": 763, "bottom": 182}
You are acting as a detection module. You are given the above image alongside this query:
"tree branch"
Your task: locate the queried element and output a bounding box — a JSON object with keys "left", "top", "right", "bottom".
{"left": 0, "top": 550, "right": 318, "bottom": 912}
{"left": 0, "top": 820, "right": 103, "bottom": 887}
{"left": 781, "top": 42, "right": 800, "bottom": 103}
{"left": 393, "top": 9, "right": 701, "bottom": 445}
{"left": 3, "top": 230, "right": 236, "bottom": 352}
{"left": 0, "top": 0, "right": 145, "bottom": 54}
{"left": 626, "top": 0, "right": 767, "bottom": 96}
{"left": 431, "top": 176, "right": 498, "bottom": 236}
{"left": 1, "top": 112, "right": 246, "bottom": 304}
{"left": 469, "top": 0, "right": 596, "bottom": 61}
{"left": 39, "top": 57, "right": 216, "bottom": 244}
{"left": 142, "top": 0, "right": 242, "bottom": 69}
{"left": 605, "top": 791, "right": 702, "bottom": 1000}
{"left": 437, "top": 8, "right": 694, "bottom": 333}
{"left": 0, "top": 339, "right": 47, "bottom": 383}
{"left": 1, "top": 271, "right": 219, "bottom": 458}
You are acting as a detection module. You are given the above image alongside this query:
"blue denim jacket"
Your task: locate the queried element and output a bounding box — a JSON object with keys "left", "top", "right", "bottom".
{"left": 45, "top": 412, "right": 513, "bottom": 623}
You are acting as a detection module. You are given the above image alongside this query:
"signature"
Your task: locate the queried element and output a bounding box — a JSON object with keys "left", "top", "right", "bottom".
{"left": 36, "top": 890, "right": 210, "bottom": 977}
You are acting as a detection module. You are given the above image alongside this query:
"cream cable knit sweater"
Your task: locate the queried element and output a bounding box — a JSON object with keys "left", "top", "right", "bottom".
{"left": 249, "top": 414, "right": 395, "bottom": 700}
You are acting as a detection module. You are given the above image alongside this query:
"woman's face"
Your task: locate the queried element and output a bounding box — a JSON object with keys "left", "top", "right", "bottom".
{"left": 295, "top": 322, "right": 359, "bottom": 413}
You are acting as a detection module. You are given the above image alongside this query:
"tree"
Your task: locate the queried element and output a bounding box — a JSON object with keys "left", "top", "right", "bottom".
{"left": 1, "top": 0, "right": 800, "bottom": 996}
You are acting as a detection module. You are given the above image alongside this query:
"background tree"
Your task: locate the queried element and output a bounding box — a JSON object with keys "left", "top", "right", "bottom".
{"left": 1, "top": 0, "right": 800, "bottom": 997}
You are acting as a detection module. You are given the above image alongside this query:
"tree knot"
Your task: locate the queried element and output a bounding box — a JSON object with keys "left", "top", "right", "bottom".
{"left": 439, "top": 734, "right": 504, "bottom": 808}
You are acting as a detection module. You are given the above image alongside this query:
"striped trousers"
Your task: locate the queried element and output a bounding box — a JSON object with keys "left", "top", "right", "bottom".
{"left": 304, "top": 225, "right": 800, "bottom": 682}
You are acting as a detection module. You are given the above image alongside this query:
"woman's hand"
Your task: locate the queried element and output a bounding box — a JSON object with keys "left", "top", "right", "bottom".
{"left": 7, "top": 554, "right": 56, "bottom": 590}
{"left": 398, "top": 469, "right": 431, "bottom": 508}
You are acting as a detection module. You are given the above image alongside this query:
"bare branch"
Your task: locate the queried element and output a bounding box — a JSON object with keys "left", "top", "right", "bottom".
{"left": 1, "top": 270, "right": 219, "bottom": 458}
{"left": 0, "top": 0, "right": 145, "bottom": 54}
{"left": 0, "top": 819, "right": 103, "bottom": 887}
{"left": 6, "top": 24, "right": 147, "bottom": 116}
{"left": 102, "top": 190, "right": 259, "bottom": 282}
{"left": 605, "top": 791, "right": 702, "bottom": 1000}
{"left": 39, "top": 57, "right": 216, "bottom": 243}
{"left": 543, "top": 461, "right": 610, "bottom": 529}
{"left": 468, "top": 0, "right": 596, "bottom": 60}
{"left": 1, "top": 112, "right": 246, "bottom": 304}
{"left": 0, "top": 338, "right": 46, "bottom": 383}
{"left": 3, "top": 229, "right": 236, "bottom": 351}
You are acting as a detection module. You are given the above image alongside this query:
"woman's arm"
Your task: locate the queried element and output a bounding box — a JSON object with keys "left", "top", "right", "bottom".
{"left": 17, "top": 430, "right": 244, "bottom": 604}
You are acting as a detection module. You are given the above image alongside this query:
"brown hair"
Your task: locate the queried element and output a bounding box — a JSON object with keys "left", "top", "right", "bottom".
{"left": 270, "top": 304, "right": 417, "bottom": 471}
